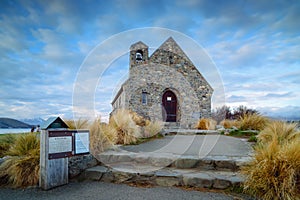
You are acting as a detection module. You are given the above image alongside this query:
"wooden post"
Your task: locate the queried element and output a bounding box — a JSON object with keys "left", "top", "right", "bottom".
{"left": 39, "top": 129, "right": 69, "bottom": 190}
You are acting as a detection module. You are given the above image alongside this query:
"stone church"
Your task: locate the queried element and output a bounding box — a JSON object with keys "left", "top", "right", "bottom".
{"left": 111, "top": 37, "right": 213, "bottom": 128}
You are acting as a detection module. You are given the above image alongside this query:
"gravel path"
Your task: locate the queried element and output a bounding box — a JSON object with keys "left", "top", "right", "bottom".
{"left": 0, "top": 181, "right": 252, "bottom": 200}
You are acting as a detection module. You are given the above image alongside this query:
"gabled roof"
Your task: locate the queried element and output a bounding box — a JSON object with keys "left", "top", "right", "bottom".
{"left": 154, "top": 37, "right": 192, "bottom": 63}
{"left": 41, "top": 117, "right": 69, "bottom": 130}
{"left": 130, "top": 41, "right": 148, "bottom": 50}
{"left": 111, "top": 85, "right": 124, "bottom": 105}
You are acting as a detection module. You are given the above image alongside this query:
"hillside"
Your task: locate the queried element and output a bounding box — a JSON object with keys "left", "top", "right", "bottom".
{"left": 20, "top": 118, "right": 45, "bottom": 126}
{"left": 0, "top": 118, "right": 31, "bottom": 128}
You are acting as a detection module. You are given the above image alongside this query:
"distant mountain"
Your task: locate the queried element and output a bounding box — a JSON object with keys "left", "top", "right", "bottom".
{"left": 0, "top": 118, "right": 32, "bottom": 128}
{"left": 20, "top": 118, "right": 45, "bottom": 126}
{"left": 258, "top": 106, "right": 300, "bottom": 121}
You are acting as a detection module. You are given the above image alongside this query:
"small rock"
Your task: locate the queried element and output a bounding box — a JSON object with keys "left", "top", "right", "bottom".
{"left": 156, "top": 177, "right": 180, "bottom": 187}
{"left": 183, "top": 173, "right": 214, "bottom": 188}
{"left": 174, "top": 158, "right": 198, "bottom": 169}
{"left": 216, "top": 125, "right": 224, "bottom": 130}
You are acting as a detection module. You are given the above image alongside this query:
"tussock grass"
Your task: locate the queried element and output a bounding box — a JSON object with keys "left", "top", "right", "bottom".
{"left": 89, "top": 119, "right": 117, "bottom": 155}
{"left": 258, "top": 121, "right": 300, "bottom": 145}
{"left": 130, "top": 111, "right": 150, "bottom": 127}
{"left": 0, "top": 133, "right": 40, "bottom": 187}
{"left": 64, "top": 118, "right": 89, "bottom": 129}
{"left": 220, "top": 119, "right": 238, "bottom": 129}
{"left": 142, "top": 121, "right": 163, "bottom": 138}
{"left": 242, "top": 121, "right": 300, "bottom": 199}
{"left": 0, "top": 134, "right": 17, "bottom": 158}
{"left": 238, "top": 113, "right": 269, "bottom": 131}
{"left": 90, "top": 110, "right": 163, "bottom": 149}
{"left": 195, "top": 118, "right": 217, "bottom": 130}
{"left": 110, "top": 109, "right": 141, "bottom": 145}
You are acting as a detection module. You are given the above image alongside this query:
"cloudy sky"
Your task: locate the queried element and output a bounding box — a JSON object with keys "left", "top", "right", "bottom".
{"left": 0, "top": 0, "right": 299, "bottom": 121}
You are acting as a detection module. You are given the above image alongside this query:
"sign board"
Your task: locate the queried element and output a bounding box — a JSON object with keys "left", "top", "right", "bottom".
{"left": 75, "top": 131, "right": 89, "bottom": 154}
{"left": 48, "top": 130, "right": 89, "bottom": 159}
{"left": 49, "top": 137, "right": 72, "bottom": 154}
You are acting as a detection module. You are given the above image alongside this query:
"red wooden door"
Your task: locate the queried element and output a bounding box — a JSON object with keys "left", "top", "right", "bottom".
{"left": 162, "top": 91, "right": 177, "bottom": 122}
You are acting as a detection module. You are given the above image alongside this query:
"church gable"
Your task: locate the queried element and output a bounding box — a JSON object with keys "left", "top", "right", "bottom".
{"left": 149, "top": 37, "right": 213, "bottom": 93}
{"left": 150, "top": 37, "right": 192, "bottom": 66}
{"left": 150, "top": 37, "right": 193, "bottom": 65}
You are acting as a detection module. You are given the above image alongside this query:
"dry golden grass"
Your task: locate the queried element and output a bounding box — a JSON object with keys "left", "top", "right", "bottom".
{"left": 258, "top": 121, "right": 300, "bottom": 145}
{"left": 0, "top": 134, "right": 17, "bottom": 158}
{"left": 220, "top": 119, "right": 238, "bottom": 129}
{"left": 0, "top": 133, "right": 40, "bottom": 187}
{"left": 64, "top": 118, "right": 90, "bottom": 129}
{"left": 110, "top": 109, "right": 141, "bottom": 144}
{"left": 242, "top": 121, "right": 300, "bottom": 199}
{"left": 238, "top": 113, "right": 269, "bottom": 131}
{"left": 129, "top": 111, "right": 150, "bottom": 127}
{"left": 89, "top": 118, "right": 117, "bottom": 155}
{"left": 195, "top": 118, "right": 217, "bottom": 130}
{"left": 142, "top": 121, "right": 163, "bottom": 138}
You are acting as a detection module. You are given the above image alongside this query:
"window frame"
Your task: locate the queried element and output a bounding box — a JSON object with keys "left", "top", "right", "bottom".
{"left": 142, "top": 92, "right": 147, "bottom": 105}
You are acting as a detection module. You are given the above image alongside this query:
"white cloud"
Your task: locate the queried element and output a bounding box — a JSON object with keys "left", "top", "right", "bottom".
{"left": 0, "top": 0, "right": 299, "bottom": 120}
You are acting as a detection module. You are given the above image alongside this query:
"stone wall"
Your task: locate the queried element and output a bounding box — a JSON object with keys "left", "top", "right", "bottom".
{"left": 124, "top": 63, "right": 208, "bottom": 128}
{"left": 68, "top": 154, "right": 98, "bottom": 178}
{"left": 149, "top": 48, "right": 213, "bottom": 118}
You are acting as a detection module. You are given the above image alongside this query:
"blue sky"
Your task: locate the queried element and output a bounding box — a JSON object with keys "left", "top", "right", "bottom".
{"left": 0, "top": 0, "right": 299, "bottom": 121}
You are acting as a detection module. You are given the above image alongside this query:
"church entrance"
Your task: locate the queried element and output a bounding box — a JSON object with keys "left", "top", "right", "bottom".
{"left": 162, "top": 90, "right": 177, "bottom": 122}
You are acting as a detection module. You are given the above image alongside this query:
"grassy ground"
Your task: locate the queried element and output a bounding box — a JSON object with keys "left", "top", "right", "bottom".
{"left": 0, "top": 134, "right": 20, "bottom": 158}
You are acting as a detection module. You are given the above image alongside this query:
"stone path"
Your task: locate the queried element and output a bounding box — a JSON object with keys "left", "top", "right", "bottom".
{"left": 80, "top": 135, "right": 253, "bottom": 190}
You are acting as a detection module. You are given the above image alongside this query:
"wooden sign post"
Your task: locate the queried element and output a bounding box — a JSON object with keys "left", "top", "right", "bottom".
{"left": 39, "top": 117, "right": 89, "bottom": 190}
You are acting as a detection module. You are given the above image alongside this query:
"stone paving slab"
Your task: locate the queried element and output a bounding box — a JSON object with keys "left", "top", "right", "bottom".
{"left": 81, "top": 164, "right": 244, "bottom": 190}
{"left": 120, "top": 135, "right": 253, "bottom": 157}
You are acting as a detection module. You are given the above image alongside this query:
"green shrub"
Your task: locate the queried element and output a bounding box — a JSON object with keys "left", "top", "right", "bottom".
{"left": 242, "top": 122, "right": 300, "bottom": 199}
{"left": 0, "top": 133, "right": 40, "bottom": 187}
{"left": 248, "top": 135, "right": 257, "bottom": 142}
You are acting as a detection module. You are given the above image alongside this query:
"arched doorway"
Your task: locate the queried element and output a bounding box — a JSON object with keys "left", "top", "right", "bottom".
{"left": 162, "top": 90, "right": 177, "bottom": 122}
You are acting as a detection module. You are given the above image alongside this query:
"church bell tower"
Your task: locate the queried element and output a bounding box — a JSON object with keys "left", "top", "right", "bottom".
{"left": 129, "top": 41, "right": 149, "bottom": 69}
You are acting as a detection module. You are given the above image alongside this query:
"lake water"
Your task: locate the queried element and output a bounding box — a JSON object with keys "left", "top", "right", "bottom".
{"left": 0, "top": 128, "right": 31, "bottom": 134}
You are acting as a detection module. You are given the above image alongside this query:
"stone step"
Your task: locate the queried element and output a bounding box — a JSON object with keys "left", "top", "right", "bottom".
{"left": 96, "top": 150, "right": 251, "bottom": 172}
{"left": 80, "top": 164, "right": 244, "bottom": 189}
{"left": 163, "top": 122, "right": 180, "bottom": 129}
